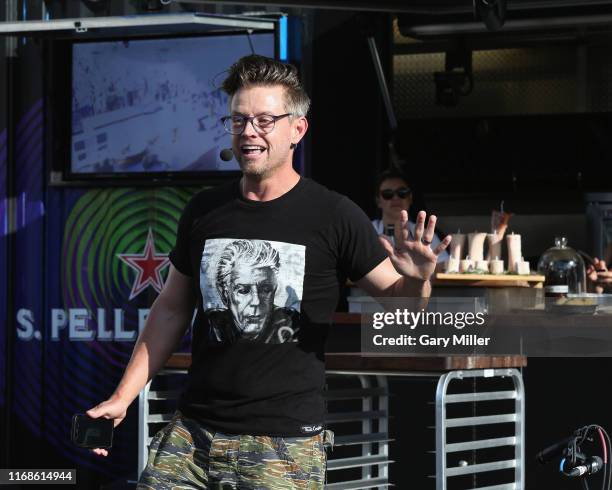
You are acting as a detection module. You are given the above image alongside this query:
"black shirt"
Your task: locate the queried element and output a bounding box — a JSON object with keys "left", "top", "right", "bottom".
{"left": 169, "top": 177, "right": 387, "bottom": 436}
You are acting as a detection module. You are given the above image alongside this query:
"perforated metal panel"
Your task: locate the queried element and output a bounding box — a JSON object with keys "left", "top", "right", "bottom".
{"left": 392, "top": 18, "right": 612, "bottom": 118}
{"left": 587, "top": 44, "right": 612, "bottom": 111}
{"left": 393, "top": 47, "right": 579, "bottom": 118}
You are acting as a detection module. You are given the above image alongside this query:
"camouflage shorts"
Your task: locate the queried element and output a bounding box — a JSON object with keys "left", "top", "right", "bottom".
{"left": 137, "top": 412, "right": 329, "bottom": 489}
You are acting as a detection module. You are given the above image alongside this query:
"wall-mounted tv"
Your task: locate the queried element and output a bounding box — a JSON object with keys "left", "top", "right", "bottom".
{"left": 55, "top": 30, "right": 276, "bottom": 182}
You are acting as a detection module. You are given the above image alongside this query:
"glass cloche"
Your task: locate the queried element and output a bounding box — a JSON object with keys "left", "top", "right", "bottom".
{"left": 537, "top": 237, "right": 586, "bottom": 297}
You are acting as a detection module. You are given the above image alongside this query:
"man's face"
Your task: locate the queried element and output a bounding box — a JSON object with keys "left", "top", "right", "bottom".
{"left": 228, "top": 263, "right": 277, "bottom": 337}
{"left": 376, "top": 177, "right": 413, "bottom": 222}
{"left": 230, "top": 85, "right": 306, "bottom": 178}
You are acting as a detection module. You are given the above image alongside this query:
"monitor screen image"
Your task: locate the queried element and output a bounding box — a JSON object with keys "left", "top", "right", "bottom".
{"left": 70, "top": 32, "right": 275, "bottom": 175}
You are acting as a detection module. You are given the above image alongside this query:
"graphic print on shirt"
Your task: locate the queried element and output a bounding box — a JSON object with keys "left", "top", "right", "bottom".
{"left": 200, "top": 239, "right": 306, "bottom": 344}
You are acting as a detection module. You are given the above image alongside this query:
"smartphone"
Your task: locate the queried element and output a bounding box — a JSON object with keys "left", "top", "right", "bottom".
{"left": 71, "top": 414, "right": 114, "bottom": 449}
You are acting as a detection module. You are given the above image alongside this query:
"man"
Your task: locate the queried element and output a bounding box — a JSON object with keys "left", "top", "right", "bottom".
{"left": 87, "top": 55, "right": 451, "bottom": 489}
{"left": 587, "top": 249, "right": 612, "bottom": 294}
{"left": 205, "top": 239, "right": 300, "bottom": 343}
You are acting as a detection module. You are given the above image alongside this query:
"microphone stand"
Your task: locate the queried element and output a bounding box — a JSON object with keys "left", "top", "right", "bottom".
{"left": 535, "top": 425, "right": 612, "bottom": 490}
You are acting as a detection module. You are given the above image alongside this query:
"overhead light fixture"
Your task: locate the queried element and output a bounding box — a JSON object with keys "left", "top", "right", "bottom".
{"left": 474, "top": 0, "right": 508, "bottom": 31}
{"left": 434, "top": 43, "right": 473, "bottom": 107}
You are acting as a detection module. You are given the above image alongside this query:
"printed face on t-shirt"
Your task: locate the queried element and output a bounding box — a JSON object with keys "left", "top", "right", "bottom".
{"left": 200, "top": 238, "right": 306, "bottom": 344}
{"left": 228, "top": 264, "right": 278, "bottom": 337}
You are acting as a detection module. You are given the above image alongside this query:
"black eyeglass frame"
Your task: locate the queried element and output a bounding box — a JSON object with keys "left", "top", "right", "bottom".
{"left": 379, "top": 188, "right": 412, "bottom": 200}
{"left": 220, "top": 113, "right": 293, "bottom": 135}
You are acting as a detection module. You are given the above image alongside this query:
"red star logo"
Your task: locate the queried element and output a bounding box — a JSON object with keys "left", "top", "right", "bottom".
{"left": 117, "top": 228, "right": 170, "bottom": 300}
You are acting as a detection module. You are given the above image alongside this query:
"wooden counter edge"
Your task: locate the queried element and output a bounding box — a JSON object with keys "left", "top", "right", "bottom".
{"left": 324, "top": 353, "right": 527, "bottom": 371}
{"left": 166, "top": 352, "right": 527, "bottom": 372}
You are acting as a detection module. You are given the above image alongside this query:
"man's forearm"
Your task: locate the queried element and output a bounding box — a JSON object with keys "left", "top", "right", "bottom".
{"left": 356, "top": 259, "right": 433, "bottom": 301}
{"left": 111, "top": 296, "right": 192, "bottom": 406}
{"left": 390, "top": 275, "right": 431, "bottom": 298}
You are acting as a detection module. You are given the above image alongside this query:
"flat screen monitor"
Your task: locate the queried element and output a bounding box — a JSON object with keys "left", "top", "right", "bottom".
{"left": 69, "top": 31, "right": 275, "bottom": 179}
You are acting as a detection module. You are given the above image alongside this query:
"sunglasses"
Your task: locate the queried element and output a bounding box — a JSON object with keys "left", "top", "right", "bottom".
{"left": 380, "top": 188, "right": 411, "bottom": 200}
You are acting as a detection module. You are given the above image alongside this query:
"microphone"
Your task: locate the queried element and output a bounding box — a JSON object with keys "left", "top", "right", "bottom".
{"left": 536, "top": 437, "right": 573, "bottom": 464}
{"left": 220, "top": 148, "right": 234, "bottom": 162}
{"left": 567, "top": 456, "right": 603, "bottom": 477}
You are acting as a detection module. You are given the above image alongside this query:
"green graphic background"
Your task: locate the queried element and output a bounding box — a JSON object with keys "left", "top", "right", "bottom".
{"left": 62, "top": 188, "right": 196, "bottom": 314}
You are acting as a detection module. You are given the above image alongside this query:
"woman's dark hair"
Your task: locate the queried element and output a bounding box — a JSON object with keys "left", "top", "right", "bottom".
{"left": 374, "top": 169, "right": 426, "bottom": 223}
{"left": 374, "top": 169, "right": 410, "bottom": 197}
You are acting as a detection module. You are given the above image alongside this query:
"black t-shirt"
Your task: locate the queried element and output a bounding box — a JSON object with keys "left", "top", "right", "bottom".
{"left": 169, "top": 177, "right": 387, "bottom": 436}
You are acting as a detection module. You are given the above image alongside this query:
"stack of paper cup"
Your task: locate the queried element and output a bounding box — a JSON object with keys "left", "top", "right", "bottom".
{"left": 487, "top": 233, "right": 503, "bottom": 261}
{"left": 506, "top": 232, "right": 522, "bottom": 273}
{"left": 475, "top": 259, "right": 489, "bottom": 271}
{"left": 489, "top": 257, "right": 504, "bottom": 274}
{"left": 460, "top": 256, "right": 474, "bottom": 273}
{"left": 468, "top": 232, "right": 487, "bottom": 262}
{"left": 449, "top": 233, "right": 466, "bottom": 261}
{"left": 446, "top": 257, "right": 460, "bottom": 273}
{"left": 517, "top": 257, "right": 530, "bottom": 275}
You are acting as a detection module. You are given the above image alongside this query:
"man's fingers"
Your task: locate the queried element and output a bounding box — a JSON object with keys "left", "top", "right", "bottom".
{"left": 401, "top": 211, "right": 410, "bottom": 241}
{"left": 87, "top": 403, "right": 112, "bottom": 419}
{"left": 413, "top": 210, "right": 426, "bottom": 242}
{"left": 86, "top": 407, "right": 101, "bottom": 418}
{"left": 422, "top": 214, "right": 436, "bottom": 245}
{"left": 394, "top": 210, "right": 409, "bottom": 244}
{"left": 433, "top": 235, "right": 452, "bottom": 255}
{"left": 92, "top": 448, "right": 108, "bottom": 457}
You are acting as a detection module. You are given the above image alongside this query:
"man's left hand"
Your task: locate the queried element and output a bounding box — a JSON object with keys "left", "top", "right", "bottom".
{"left": 379, "top": 210, "right": 451, "bottom": 282}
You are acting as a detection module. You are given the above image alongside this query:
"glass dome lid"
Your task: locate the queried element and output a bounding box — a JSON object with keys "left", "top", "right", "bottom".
{"left": 537, "top": 237, "right": 586, "bottom": 295}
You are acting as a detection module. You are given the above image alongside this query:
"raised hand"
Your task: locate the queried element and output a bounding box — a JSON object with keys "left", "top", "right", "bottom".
{"left": 379, "top": 210, "right": 451, "bottom": 282}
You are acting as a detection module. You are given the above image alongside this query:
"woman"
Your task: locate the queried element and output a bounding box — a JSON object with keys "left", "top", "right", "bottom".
{"left": 372, "top": 169, "right": 449, "bottom": 264}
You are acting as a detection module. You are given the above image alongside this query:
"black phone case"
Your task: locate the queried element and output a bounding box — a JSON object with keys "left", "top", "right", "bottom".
{"left": 71, "top": 414, "right": 114, "bottom": 449}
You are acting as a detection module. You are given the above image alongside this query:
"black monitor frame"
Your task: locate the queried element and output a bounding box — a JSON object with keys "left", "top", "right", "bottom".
{"left": 45, "top": 26, "right": 279, "bottom": 187}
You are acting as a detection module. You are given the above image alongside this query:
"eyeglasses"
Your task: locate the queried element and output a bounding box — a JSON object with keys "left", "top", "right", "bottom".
{"left": 380, "top": 188, "right": 411, "bottom": 200}
{"left": 220, "top": 113, "right": 293, "bottom": 135}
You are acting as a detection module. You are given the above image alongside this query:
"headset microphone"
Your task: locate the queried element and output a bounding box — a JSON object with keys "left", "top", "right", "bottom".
{"left": 220, "top": 149, "right": 234, "bottom": 162}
